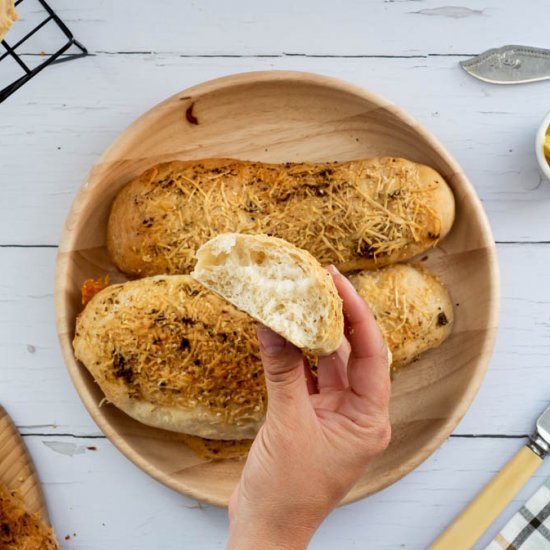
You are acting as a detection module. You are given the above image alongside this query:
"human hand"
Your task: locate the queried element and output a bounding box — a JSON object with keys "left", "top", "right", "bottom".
{"left": 227, "top": 266, "right": 392, "bottom": 550}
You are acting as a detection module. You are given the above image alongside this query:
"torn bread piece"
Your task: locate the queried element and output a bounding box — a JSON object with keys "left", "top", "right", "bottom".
{"left": 192, "top": 233, "right": 344, "bottom": 356}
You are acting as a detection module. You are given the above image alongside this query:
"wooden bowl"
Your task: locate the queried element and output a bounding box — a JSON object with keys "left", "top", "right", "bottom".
{"left": 55, "top": 71, "right": 499, "bottom": 506}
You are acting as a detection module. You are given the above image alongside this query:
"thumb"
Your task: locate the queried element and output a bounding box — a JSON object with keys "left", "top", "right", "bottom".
{"left": 257, "top": 325, "right": 309, "bottom": 411}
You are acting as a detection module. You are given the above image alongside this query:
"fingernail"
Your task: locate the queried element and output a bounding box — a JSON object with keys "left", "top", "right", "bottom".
{"left": 327, "top": 265, "right": 356, "bottom": 292}
{"left": 326, "top": 264, "right": 348, "bottom": 285}
{"left": 340, "top": 273, "right": 358, "bottom": 293}
{"left": 257, "top": 325, "right": 286, "bottom": 355}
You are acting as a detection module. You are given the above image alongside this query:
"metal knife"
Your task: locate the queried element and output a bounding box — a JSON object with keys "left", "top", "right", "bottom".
{"left": 430, "top": 403, "right": 550, "bottom": 549}
{"left": 461, "top": 45, "right": 550, "bottom": 84}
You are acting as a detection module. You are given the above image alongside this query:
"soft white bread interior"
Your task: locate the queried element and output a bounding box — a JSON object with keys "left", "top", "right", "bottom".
{"left": 191, "top": 233, "right": 344, "bottom": 355}
{"left": 348, "top": 264, "right": 454, "bottom": 370}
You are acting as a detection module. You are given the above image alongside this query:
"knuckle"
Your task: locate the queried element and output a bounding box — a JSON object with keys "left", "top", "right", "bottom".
{"left": 349, "top": 415, "right": 392, "bottom": 458}
{"left": 264, "top": 358, "right": 303, "bottom": 386}
{"left": 262, "top": 348, "right": 303, "bottom": 375}
{"left": 360, "top": 418, "right": 391, "bottom": 455}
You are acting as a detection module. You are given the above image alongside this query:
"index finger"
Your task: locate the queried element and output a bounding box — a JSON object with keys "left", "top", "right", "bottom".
{"left": 326, "top": 266, "right": 391, "bottom": 401}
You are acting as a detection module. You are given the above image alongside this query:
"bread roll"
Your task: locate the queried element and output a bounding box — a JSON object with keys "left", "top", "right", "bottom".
{"left": 73, "top": 265, "right": 452, "bottom": 441}
{"left": 191, "top": 233, "right": 344, "bottom": 355}
{"left": 349, "top": 264, "right": 453, "bottom": 370}
{"left": 107, "top": 157, "right": 455, "bottom": 277}
{"left": 0, "top": 0, "right": 17, "bottom": 42}
{"left": 0, "top": 484, "right": 58, "bottom": 549}
{"left": 73, "top": 275, "right": 265, "bottom": 440}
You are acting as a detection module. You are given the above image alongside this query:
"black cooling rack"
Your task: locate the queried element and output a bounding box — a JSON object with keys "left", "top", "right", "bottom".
{"left": 0, "top": 0, "right": 87, "bottom": 103}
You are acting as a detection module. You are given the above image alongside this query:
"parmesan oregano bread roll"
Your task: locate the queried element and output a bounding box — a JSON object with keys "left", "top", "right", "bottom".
{"left": 191, "top": 233, "right": 344, "bottom": 356}
{"left": 107, "top": 157, "right": 455, "bottom": 277}
{"left": 349, "top": 264, "right": 454, "bottom": 370}
{"left": 73, "top": 265, "right": 451, "bottom": 440}
{"left": 73, "top": 275, "right": 266, "bottom": 440}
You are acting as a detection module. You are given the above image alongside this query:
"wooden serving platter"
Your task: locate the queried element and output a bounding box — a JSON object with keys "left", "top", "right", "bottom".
{"left": 0, "top": 405, "right": 49, "bottom": 522}
{"left": 55, "top": 71, "right": 500, "bottom": 506}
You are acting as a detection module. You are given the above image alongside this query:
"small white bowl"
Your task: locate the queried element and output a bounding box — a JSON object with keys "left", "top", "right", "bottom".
{"left": 536, "top": 111, "right": 550, "bottom": 180}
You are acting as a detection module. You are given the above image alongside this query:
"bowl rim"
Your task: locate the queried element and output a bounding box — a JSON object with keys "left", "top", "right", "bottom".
{"left": 54, "top": 70, "right": 500, "bottom": 506}
{"left": 535, "top": 110, "right": 550, "bottom": 181}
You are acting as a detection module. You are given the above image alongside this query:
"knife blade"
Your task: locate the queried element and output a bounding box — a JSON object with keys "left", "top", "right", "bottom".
{"left": 533, "top": 403, "right": 550, "bottom": 455}
{"left": 430, "top": 403, "right": 550, "bottom": 549}
{"left": 461, "top": 45, "right": 550, "bottom": 84}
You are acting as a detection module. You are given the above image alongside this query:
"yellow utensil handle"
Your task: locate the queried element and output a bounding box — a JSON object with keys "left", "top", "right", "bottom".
{"left": 430, "top": 445, "right": 543, "bottom": 550}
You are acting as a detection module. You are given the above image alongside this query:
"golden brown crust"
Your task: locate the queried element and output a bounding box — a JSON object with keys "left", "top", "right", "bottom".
{"left": 0, "top": 485, "right": 58, "bottom": 550}
{"left": 0, "top": 0, "right": 17, "bottom": 42}
{"left": 349, "top": 264, "right": 454, "bottom": 370}
{"left": 73, "top": 275, "right": 266, "bottom": 439}
{"left": 107, "top": 157, "right": 455, "bottom": 277}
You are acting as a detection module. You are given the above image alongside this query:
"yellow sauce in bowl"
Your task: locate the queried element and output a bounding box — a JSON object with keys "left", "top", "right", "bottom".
{"left": 544, "top": 127, "right": 550, "bottom": 165}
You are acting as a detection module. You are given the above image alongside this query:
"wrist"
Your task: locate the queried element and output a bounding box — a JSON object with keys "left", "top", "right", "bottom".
{"left": 227, "top": 514, "right": 317, "bottom": 550}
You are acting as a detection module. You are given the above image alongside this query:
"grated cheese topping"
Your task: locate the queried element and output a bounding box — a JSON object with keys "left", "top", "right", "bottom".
{"left": 109, "top": 157, "right": 444, "bottom": 276}
{"left": 349, "top": 264, "right": 451, "bottom": 371}
{"left": 75, "top": 277, "right": 266, "bottom": 425}
{"left": 0, "top": 484, "right": 59, "bottom": 549}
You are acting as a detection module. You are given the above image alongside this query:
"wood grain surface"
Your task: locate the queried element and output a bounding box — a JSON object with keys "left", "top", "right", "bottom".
{"left": 55, "top": 71, "right": 499, "bottom": 506}
{"left": 0, "top": 405, "right": 50, "bottom": 522}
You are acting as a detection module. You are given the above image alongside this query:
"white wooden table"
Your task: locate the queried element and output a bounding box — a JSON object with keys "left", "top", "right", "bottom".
{"left": 1, "top": 1, "right": 550, "bottom": 548}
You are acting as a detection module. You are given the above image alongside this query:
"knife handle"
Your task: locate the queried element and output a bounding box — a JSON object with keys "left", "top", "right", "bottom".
{"left": 429, "top": 445, "right": 543, "bottom": 550}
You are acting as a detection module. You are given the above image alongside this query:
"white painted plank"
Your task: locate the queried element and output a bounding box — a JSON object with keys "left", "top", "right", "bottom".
{"left": 0, "top": 247, "right": 101, "bottom": 435}
{"left": 456, "top": 242, "right": 550, "bottom": 435}
{"left": 1, "top": 244, "right": 549, "bottom": 436}
{"left": 6, "top": 0, "right": 550, "bottom": 57}
{"left": 25, "top": 434, "right": 550, "bottom": 549}
{"left": 1, "top": 55, "right": 550, "bottom": 245}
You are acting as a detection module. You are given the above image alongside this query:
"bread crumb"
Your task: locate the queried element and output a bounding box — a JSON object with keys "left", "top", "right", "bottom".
{"left": 81, "top": 275, "right": 110, "bottom": 305}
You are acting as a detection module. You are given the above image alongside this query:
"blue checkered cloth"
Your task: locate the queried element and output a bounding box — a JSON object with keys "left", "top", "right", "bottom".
{"left": 486, "top": 478, "right": 550, "bottom": 550}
